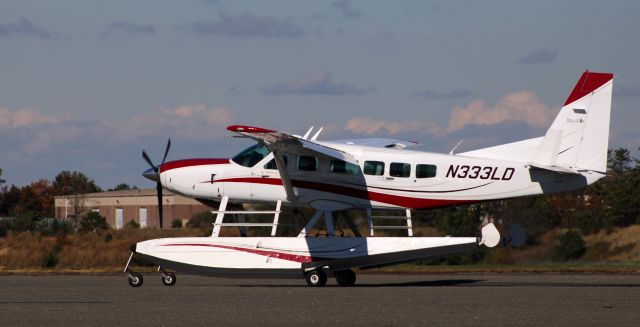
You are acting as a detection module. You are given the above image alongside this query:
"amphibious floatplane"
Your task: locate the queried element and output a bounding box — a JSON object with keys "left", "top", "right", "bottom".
{"left": 125, "top": 71, "right": 614, "bottom": 287}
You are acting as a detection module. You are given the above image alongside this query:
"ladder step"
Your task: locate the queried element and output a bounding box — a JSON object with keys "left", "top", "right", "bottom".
{"left": 371, "top": 226, "right": 411, "bottom": 230}
{"left": 217, "top": 223, "right": 277, "bottom": 227}
{"left": 370, "top": 216, "right": 411, "bottom": 220}
{"left": 211, "top": 211, "right": 281, "bottom": 214}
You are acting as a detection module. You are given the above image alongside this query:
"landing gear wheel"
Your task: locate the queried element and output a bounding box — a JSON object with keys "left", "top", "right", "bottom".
{"left": 128, "top": 272, "right": 143, "bottom": 287}
{"left": 305, "top": 270, "right": 327, "bottom": 287}
{"left": 335, "top": 269, "right": 356, "bottom": 287}
{"left": 161, "top": 272, "right": 177, "bottom": 286}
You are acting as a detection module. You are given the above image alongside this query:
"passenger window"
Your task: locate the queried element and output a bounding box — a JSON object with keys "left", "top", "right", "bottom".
{"left": 390, "top": 162, "right": 411, "bottom": 178}
{"left": 264, "top": 156, "right": 288, "bottom": 170}
{"left": 298, "top": 156, "right": 318, "bottom": 171}
{"left": 364, "top": 161, "right": 385, "bottom": 176}
{"left": 416, "top": 164, "right": 437, "bottom": 178}
{"left": 330, "top": 160, "right": 359, "bottom": 174}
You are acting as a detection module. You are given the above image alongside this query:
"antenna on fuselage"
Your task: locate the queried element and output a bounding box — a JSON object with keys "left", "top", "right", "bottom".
{"left": 449, "top": 139, "right": 463, "bottom": 155}
{"left": 301, "top": 126, "right": 314, "bottom": 140}
{"left": 310, "top": 127, "right": 323, "bottom": 141}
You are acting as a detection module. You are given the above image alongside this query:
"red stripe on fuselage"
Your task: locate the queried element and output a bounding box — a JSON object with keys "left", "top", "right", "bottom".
{"left": 161, "top": 243, "right": 314, "bottom": 263}
{"left": 215, "top": 177, "right": 477, "bottom": 209}
{"left": 160, "top": 158, "right": 229, "bottom": 173}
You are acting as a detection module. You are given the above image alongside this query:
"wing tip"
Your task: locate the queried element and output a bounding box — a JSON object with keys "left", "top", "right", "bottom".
{"left": 227, "top": 125, "right": 275, "bottom": 133}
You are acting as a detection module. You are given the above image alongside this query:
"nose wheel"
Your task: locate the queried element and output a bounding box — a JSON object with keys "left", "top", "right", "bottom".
{"left": 124, "top": 252, "right": 144, "bottom": 288}
{"left": 159, "top": 267, "right": 177, "bottom": 286}
{"left": 127, "top": 271, "right": 144, "bottom": 287}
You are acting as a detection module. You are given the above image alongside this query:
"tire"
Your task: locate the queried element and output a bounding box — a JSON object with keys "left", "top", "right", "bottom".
{"left": 305, "top": 270, "right": 327, "bottom": 287}
{"left": 161, "top": 272, "right": 177, "bottom": 286}
{"left": 335, "top": 269, "right": 356, "bottom": 287}
{"left": 128, "top": 272, "right": 143, "bottom": 288}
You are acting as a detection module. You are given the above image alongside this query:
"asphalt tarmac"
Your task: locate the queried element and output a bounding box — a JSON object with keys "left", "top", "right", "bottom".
{"left": 1, "top": 273, "right": 639, "bottom": 326}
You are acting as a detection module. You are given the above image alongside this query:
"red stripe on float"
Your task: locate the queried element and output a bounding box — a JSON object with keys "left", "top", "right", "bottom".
{"left": 162, "top": 243, "right": 314, "bottom": 263}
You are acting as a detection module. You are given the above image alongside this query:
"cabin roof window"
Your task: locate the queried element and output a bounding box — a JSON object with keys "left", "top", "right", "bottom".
{"left": 364, "top": 161, "right": 385, "bottom": 176}
{"left": 298, "top": 155, "right": 318, "bottom": 171}
{"left": 330, "top": 160, "right": 359, "bottom": 174}
{"left": 416, "top": 164, "right": 437, "bottom": 178}
{"left": 231, "top": 143, "right": 270, "bottom": 167}
{"left": 390, "top": 162, "right": 411, "bottom": 178}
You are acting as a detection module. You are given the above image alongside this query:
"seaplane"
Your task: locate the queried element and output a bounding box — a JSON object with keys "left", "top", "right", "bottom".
{"left": 124, "top": 71, "right": 614, "bottom": 287}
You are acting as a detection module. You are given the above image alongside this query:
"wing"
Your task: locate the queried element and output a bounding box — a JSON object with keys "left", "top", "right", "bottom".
{"left": 227, "top": 125, "right": 358, "bottom": 201}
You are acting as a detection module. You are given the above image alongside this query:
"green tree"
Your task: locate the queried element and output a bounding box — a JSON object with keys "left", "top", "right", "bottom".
{"left": 171, "top": 219, "right": 183, "bottom": 228}
{"left": 52, "top": 171, "right": 101, "bottom": 224}
{"left": 108, "top": 183, "right": 137, "bottom": 191}
{"left": 607, "top": 148, "right": 632, "bottom": 173}
{"left": 52, "top": 171, "right": 101, "bottom": 196}
{"left": 0, "top": 185, "right": 21, "bottom": 216}
{"left": 78, "top": 211, "right": 109, "bottom": 233}
{"left": 428, "top": 205, "right": 483, "bottom": 237}
{"left": 553, "top": 230, "right": 586, "bottom": 261}
{"left": 0, "top": 168, "right": 5, "bottom": 186}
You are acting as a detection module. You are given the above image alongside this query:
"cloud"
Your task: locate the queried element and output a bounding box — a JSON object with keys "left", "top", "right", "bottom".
{"left": 226, "top": 82, "right": 243, "bottom": 96}
{"left": 200, "top": 0, "right": 223, "bottom": 5}
{"left": 1, "top": 104, "right": 234, "bottom": 157}
{"left": 101, "top": 21, "right": 156, "bottom": 37}
{"left": 114, "top": 104, "right": 235, "bottom": 142}
{"left": 516, "top": 48, "right": 559, "bottom": 64}
{"left": 0, "top": 18, "right": 52, "bottom": 39}
{"left": 415, "top": 88, "right": 473, "bottom": 100}
{"left": 447, "top": 91, "right": 557, "bottom": 132}
{"left": 0, "top": 107, "right": 59, "bottom": 128}
{"left": 332, "top": 0, "right": 362, "bottom": 18}
{"left": 180, "top": 12, "right": 305, "bottom": 38}
{"left": 345, "top": 117, "right": 443, "bottom": 136}
{"left": 614, "top": 84, "right": 640, "bottom": 97}
{"left": 263, "top": 73, "right": 375, "bottom": 95}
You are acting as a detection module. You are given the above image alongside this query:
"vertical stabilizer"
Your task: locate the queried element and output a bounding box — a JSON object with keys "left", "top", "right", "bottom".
{"left": 534, "top": 71, "right": 614, "bottom": 173}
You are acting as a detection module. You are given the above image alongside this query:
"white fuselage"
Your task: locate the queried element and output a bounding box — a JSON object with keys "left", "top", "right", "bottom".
{"left": 159, "top": 141, "right": 602, "bottom": 211}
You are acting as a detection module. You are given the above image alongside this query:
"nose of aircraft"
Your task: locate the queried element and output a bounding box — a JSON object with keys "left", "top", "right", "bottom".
{"left": 143, "top": 167, "right": 160, "bottom": 182}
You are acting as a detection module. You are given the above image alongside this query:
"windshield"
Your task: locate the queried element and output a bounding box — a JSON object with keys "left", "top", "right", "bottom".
{"left": 231, "top": 143, "right": 270, "bottom": 167}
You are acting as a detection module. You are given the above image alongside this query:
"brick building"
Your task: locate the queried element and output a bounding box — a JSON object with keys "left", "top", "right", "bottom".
{"left": 54, "top": 189, "right": 211, "bottom": 228}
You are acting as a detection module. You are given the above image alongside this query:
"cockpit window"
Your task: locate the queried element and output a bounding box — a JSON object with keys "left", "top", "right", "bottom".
{"left": 231, "top": 143, "right": 270, "bottom": 167}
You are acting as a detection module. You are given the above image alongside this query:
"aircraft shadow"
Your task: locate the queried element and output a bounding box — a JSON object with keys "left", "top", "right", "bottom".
{"left": 228, "top": 279, "right": 640, "bottom": 288}
{"left": 232, "top": 279, "right": 483, "bottom": 288}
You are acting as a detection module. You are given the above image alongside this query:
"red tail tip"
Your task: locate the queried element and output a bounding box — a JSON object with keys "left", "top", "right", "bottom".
{"left": 564, "top": 70, "right": 614, "bottom": 106}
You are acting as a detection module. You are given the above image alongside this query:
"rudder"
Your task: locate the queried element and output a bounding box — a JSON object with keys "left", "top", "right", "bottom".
{"left": 537, "top": 70, "right": 614, "bottom": 173}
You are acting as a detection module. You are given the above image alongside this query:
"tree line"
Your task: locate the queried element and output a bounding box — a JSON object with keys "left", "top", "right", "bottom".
{"left": 0, "top": 170, "right": 138, "bottom": 235}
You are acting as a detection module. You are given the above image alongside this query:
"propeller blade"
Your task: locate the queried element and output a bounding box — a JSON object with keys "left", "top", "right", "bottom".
{"left": 142, "top": 150, "right": 157, "bottom": 172}
{"left": 161, "top": 139, "right": 171, "bottom": 165}
{"left": 156, "top": 181, "right": 163, "bottom": 229}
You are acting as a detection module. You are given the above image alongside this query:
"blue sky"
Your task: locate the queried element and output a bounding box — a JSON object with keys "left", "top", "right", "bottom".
{"left": 1, "top": 0, "right": 639, "bottom": 188}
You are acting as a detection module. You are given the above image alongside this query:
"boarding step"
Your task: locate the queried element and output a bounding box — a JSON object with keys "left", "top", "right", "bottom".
{"left": 212, "top": 197, "right": 282, "bottom": 237}
{"left": 367, "top": 208, "right": 413, "bottom": 237}
{"left": 371, "top": 225, "right": 412, "bottom": 230}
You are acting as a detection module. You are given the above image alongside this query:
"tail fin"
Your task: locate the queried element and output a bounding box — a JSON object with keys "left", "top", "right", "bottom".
{"left": 531, "top": 70, "right": 614, "bottom": 173}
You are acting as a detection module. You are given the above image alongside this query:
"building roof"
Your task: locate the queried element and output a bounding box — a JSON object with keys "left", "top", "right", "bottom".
{"left": 54, "top": 188, "right": 177, "bottom": 199}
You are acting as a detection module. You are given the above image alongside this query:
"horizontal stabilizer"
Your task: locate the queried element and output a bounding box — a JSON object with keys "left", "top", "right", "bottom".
{"left": 525, "top": 163, "right": 580, "bottom": 174}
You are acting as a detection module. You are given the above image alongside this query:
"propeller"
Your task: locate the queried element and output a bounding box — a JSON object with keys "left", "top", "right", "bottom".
{"left": 141, "top": 139, "right": 171, "bottom": 229}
